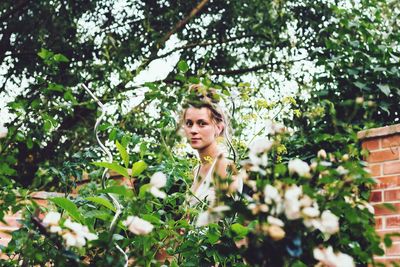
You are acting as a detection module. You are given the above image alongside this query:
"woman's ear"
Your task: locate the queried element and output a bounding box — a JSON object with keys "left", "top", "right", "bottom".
{"left": 216, "top": 124, "right": 224, "bottom": 136}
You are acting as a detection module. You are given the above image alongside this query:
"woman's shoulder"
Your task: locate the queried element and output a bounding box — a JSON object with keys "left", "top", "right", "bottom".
{"left": 214, "top": 156, "right": 237, "bottom": 178}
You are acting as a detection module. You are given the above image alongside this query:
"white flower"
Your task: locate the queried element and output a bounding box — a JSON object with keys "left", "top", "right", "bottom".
{"left": 284, "top": 185, "right": 303, "bottom": 220}
{"left": 249, "top": 137, "right": 274, "bottom": 155}
{"left": 264, "top": 184, "right": 282, "bottom": 204}
{"left": 316, "top": 210, "right": 339, "bottom": 235}
{"left": 150, "top": 172, "right": 167, "bottom": 188}
{"left": 49, "top": 225, "right": 62, "bottom": 234}
{"left": 149, "top": 186, "right": 167, "bottom": 199}
{"left": 313, "top": 246, "right": 354, "bottom": 267}
{"left": 123, "top": 216, "right": 154, "bottom": 235}
{"left": 288, "top": 159, "right": 310, "bottom": 177}
{"left": 62, "top": 219, "right": 98, "bottom": 247}
{"left": 302, "top": 206, "right": 320, "bottom": 218}
{"left": 317, "top": 149, "right": 327, "bottom": 159}
{"left": 267, "top": 216, "right": 284, "bottom": 227}
{"left": 63, "top": 232, "right": 86, "bottom": 248}
{"left": 0, "top": 126, "right": 8, "bottom": 139}
{"left": 265, "top": 120, "right": 286, "bottom": 135}
{"left": 43, "top": 211, "right": 61, "bottom": 226}
{"left": 196, "top": 211, "right": 211, "bottom": 227}
{"left": 358, "top": 201, "right": 374, "bottom": 214}
{"left": 149, "top": 171, "right": 167, "bottom": 198}
{"left": 195, "top": 206, "right": 229, "bottom": 227}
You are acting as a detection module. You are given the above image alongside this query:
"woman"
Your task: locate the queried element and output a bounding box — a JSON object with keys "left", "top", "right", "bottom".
{"left": 182, "top": 85, "right": 242, "bottom": 208}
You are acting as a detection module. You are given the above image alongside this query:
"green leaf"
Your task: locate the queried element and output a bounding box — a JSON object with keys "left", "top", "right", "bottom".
{"left": 53, "top": 53, "right": 69, "bottom": 62}
{"left": 177, "top": 60, "right": 189, "bottom": 73}
{"left": 86, "top": 196, "right": 116, "bottom": 212}
{"left": 141, "top": 214, "right": 162, "bottom": 225}
{"left": 43, "top": 120, "right": 52, "bottom": 132}
{"left": 99, "top": 185, "right": 133, "bottom": 198}
{"left": 139, "top": 184, "right": 152, "bottom": 198}
{"left": 377, "top": 84, "right": 390, "bottom": 96}
{"left": 37, "top": 48, "right": 53, "bottom": 60}
{"left": 354, "top": 81, "right": 367, "bottom": 90}
{"left": 64, "top": 90, "right": 78, "bottom": 104}
{"left": 131, "top": 160, "right": 147, "bottom": 177}
{"left": 92, "top": 161, "right": 129, "bottom": 178}
{"left": 84, "top": 210, "right": 113, "bottom": 221}
{"left": 49, "top": 197, "right": 82, "bottom": 222}
{"left": 116, "top": 141, "right": 129, "bottom": 168}
{"left": 231, "top": 223, "right": 249, "bottom": 237}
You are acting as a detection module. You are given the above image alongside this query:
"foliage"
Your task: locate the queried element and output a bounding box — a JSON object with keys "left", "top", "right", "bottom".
{"left": 0, "top": 0, "right": 399, "bottom": 266}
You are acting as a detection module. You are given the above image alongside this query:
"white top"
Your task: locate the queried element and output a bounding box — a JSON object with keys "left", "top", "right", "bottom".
{"left": 187, "top": 158, "right": 243, "bottom": 207}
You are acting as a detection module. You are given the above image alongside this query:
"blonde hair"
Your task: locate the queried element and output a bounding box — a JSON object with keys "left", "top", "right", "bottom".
{"left": 179, "top": 84, "right": 236, "bottom": 161}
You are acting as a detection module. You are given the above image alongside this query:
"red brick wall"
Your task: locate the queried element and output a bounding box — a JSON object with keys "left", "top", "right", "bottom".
{"left": 359, "top": 124, "right": 400, "bottom": 264}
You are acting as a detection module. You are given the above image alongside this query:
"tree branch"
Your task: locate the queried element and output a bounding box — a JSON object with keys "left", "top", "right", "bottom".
{"left": 211, "top": 64, "right": 269, "bottom": 76}
{"left": 160, "top": 0, "right": 210, "bottom": 44}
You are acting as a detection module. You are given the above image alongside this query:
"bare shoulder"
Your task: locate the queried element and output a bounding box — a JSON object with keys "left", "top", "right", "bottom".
{"left": 215, "top": 157, "right": 237, "bottom": 178}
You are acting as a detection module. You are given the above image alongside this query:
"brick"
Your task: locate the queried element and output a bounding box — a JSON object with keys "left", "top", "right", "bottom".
{"left": 382, "top": 134, "right": 400, "bottom": 148}
{"left": 362, "top": 139, "right": 380, "bottom": 151}
{"left": 370, "top": 191, "right": 383, "bottom": 202}
{"left": 374, "top": 203, "right": 400, "bottom": 216}
{"left": 376, "top": 230, "right": 400, "bottom": 241}
{"left": 369, "top": 164, "right": 382, "bottom": 177}
{"left": 387, "top": 216, "right": 400, "bottom": 229}
{"left": 385, "top": 189, "right": 400, "bottom": 202}
{"left": 368, "top": 148, "right": 399, "bottom": 163}
{"left": 376, "top": 176, "right": 400, "bottom": 189}
{"left": 384, "top": 161, "right": 400, "bottom": 175}
{"left": 375, "top": 217, "right": 383, "bottom": 229}
{"left": 386, "top": 242, "right": 400, "bottom": 256}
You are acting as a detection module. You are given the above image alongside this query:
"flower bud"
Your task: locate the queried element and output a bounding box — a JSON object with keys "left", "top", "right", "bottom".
{"left": 317, "top": 149, "right": 327, "bottom": 159}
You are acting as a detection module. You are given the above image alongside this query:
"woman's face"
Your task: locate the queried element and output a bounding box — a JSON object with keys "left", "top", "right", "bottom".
{"left": 183, "top": 107, "right": 222, "bottom": 150}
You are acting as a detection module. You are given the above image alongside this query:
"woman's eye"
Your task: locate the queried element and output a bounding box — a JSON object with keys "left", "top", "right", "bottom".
{"left": 199, "top": 121, "right": 207, "bottom": 126}
{"left": 185, "top": 121, "right": 193, "bottom": 127}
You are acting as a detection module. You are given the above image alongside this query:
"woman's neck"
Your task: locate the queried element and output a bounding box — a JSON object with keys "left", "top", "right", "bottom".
{"left": 198, "top": 142, "right": 220, "bottom": 165}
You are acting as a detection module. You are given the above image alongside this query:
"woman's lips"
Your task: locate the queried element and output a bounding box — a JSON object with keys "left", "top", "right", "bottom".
{"left": 191, "top": 138, "right": 201, "bottom": 142}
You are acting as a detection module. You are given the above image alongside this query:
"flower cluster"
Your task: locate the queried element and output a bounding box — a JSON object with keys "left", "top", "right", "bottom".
{"left": 42, "top": 212, "right": 98, "bottom": 248}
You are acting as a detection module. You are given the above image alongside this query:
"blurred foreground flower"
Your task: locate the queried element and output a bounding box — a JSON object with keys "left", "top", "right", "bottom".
{"left": 313, "top": 246, "right": 354, "bottom": 267}
{"left": 288, "top": 159, "right": 311, "bottom": 177}
{"left": 123, "top": 216, "right": 154, "bottom": 235}
{"left": 149, "top": 171, "right": 167, "bottom": 198}
{"left": 196, "top": 205, "right": 230, "bottom": 227}
{"left": 42, "top": 211, "right": 62, "bottom": 233}
{"left": 0, "top": 126, "right": 7, "bottom": 139}
{"left": 62, "top": 219, "right": 98, "bottom": 248}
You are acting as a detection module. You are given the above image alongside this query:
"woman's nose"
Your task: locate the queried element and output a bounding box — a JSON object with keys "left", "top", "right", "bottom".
{"left": 190, "top": 125, "right": 199, "bottom": 134}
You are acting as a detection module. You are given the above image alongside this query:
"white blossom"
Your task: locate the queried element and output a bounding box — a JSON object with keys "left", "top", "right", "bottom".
{"left": 149, "top": 171, "right": 167, "bottom": 198}
{"left": 284, "top": 185, "right": 303, "bottom": 220}
{"left": 249, "top": 137, "right": 274, "bottom": 155}
{"left": 267, "top": 216, "right": 284, "bottom": 227}
{"left": 315, "top": 210, "right": 339, "bottom": 235}
{"left": 149, "top": 186, "right": 167, "bottom": 199}
{"left": 123, "top": 216, "right": 154, "bottom": 235}
{"left": 317, "top": 149, "right": 327, "bottom": 159}
{"left": 313, "top": 246, "right": 354, "bottom": 267}
{"left": 0, "top": 126, "right": 8, "bottom": 139}
{"left": 43, "top": 211, "right": 61, "bottom": 226}
{"left": 62, "top": 219, "right": 98, "bottom": 248}
{"left": 288, "top": 159, "right": 311, "bottom": 177}
{"left": 49, "top": 225, "right": 62, "bottom": 234}
{"left": 264, "top": 184, "right": 282, "bottom": 204}
{"left": 265, "top": 120, "right": 286, "bottom": 135}
{"left": 150, "top": 171, "right": 167, "bottom": 188}
{"left": 302, "top": 206, "right": 320, "bottom": 218}
{"left": 195, "top": 206, "right": 229, "bottom": 227}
